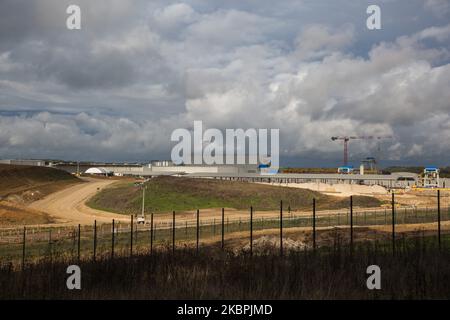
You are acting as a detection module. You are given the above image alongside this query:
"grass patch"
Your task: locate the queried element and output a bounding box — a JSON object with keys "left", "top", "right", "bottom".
{"left": 2, "top": 234, "right": 450, "bottom": 299}
{"left": 87, "top": 176, "right": 382, "bottom": 214}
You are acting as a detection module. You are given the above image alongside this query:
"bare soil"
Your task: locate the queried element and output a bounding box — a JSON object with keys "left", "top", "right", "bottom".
{"left": 0, "top": 200, "right": 55, "bottom": 226}
{"left": 27, "top": 177, "right": 130, "bottom": 226}
{"left": 0, "top": 164, "right": 82, "bottom": 225}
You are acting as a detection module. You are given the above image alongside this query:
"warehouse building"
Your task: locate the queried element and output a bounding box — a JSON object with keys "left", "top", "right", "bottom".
{"left": 0, "top": 159, "right": 46, "bottom": 166}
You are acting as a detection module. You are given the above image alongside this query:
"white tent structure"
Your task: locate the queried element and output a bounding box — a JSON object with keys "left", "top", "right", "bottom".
{"left": 84, "top": 167, "right": 112, "bottom": 176}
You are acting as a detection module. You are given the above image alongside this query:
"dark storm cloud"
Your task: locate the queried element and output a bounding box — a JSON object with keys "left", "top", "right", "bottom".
{"left": 0, "top": 0, "right": 450, "bottom": 164}
{"left": 0, "top": 0, "right": 37, "bottom": 48}
{"left": 35, "top": 48, "right": 138, "bottom": 90}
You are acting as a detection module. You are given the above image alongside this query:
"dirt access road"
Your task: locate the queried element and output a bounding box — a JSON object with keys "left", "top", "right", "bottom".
{"left": 28, "top": 177, "right": 129, "bottom": 226}
{"left": 23, "top": 177, "right": 323, "bottom": 228}
{"left": 26, "top": 176, "right": 442, "bottom": 228}
{"left": 25, "top": 177, "right": 287, "bottom": 227}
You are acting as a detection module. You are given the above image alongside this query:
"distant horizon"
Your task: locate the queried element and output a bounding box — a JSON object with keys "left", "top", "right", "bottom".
{"left": 1, "top": 1, "right": 449, "bottom": 167}
{"left": 2, "top": 156, "right": 447, "bottom": 169}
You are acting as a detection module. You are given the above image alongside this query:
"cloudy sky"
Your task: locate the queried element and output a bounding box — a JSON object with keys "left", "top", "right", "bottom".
{"left": 1, "top": 0, "right": 449, "bottom": 167}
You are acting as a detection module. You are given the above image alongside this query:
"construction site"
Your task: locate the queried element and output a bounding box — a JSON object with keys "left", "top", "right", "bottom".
{"left": 1, "top": 158, "right": 450, "bottom": 299}
{"left": 1, "top": 131, "right": 450, "bottom": 301}
{"left": 3, "top": 133, "right": 444, "bottom": 190}
{"left": 1, "top": 131, "right": 448, "bottom": 229}
{"left": 1, "top": 139, "right": 449, "bottom": 241}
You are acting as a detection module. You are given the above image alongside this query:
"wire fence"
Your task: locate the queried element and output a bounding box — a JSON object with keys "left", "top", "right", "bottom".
{"left": 1, "top": 192, "right": 449, "bottom": 266}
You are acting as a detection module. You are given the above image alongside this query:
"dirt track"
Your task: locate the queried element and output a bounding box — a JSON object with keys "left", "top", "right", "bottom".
{"left": 24, "top": 178, "right": 280, "bottom": 227}
{"left": 22, "top": 177, "right": 290, "bottom": 227}
{"left": 24, "top": 176, "right": 445, "bottom": 229}
{"left": 28, "top": 177, "right": 129, "bottom": 226}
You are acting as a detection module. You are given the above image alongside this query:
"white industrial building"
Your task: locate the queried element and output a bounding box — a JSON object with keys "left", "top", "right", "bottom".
{"left": 97, "top": 160, "right": 425, "bottom": 189}
{"left": 0, "top": 159, "right": 46, "bottom": 166}
{"left": 6, "top": 158, "right": 446, "bottom": 190}
{"left": 84, "top": 167, "right": 113, "bottom": 176}
{"left": 147, "top": 160, "right": 259, "bottom": 175}
{"left": 99, "top": 160, "right": 259, "bottom": 176}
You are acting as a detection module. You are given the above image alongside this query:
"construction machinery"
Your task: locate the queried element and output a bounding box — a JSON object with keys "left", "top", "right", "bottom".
{"left": 361, "top": 157, "right": 378, "bottom": 173}
{"left": 420, "top": 167, "right": 440, "bottom": 188}
{"left": 331, "top": 136, "right": 392, "bottom": 167}
{"left": 338, "top": 166, "right": 354, "bottom": 174}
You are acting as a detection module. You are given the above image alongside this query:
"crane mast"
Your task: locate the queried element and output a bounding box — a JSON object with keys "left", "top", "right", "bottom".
{"left": 331, "top": 136, "right": 392, "bottom": 167}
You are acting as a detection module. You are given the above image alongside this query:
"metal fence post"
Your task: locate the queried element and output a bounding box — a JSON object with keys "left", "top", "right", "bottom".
{"left": 48, "top": 228, "right": 52, "bottom": 259}
{"left": 77, "top": 224, "right": 81, "bottom": 262}
{"left": 93, "top": 220, "right": 97, "bottom": 261}
{"left": 313, "top": 198, "right": 316, "bottom": 252}
{"left": 22, "top": 226, "right": 26, "bottom": 271}
{"left": 196, "top": 209, "right": 200, "bottom": 254}
{"left": 130, "top": 215, "right": 133, "bottom": 257}
{"left": 250, "top": 206, "right": 253, "bottom": 257}
{"left": 438, "top": 190, "right": 441, "bottom": 250}
{"left": 280, "top": 200, "right": 283, "bottom": 256}
{"left": 350, "top": 196, "right": 353, "bottom": 253}
{"left": 172, "top": 211, "right": 176, "bottom": 254}
{"left": 221, "top": 208, "right": 225, "bottom": 250}
{"left": 150, "top": 213, "right": 154, "bottom": 255}
{"left": 135, "top": 221, "right": 139, "bottom": 247}
{"left": 111, "top": 219, "right": 115, "bottom": 259}
{"left": 392, "top": 192, "right": 396, "bottom": 255}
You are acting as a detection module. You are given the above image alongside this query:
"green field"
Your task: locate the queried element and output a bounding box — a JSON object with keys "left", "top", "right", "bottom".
{"left": 87, "top": 176, "right": 382, "bottom": 214}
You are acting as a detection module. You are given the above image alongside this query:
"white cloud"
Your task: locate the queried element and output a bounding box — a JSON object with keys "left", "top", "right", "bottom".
{"left": 0, "top": 1, "right": 450, "bottom": 164}
{"left": 294, "top": 24, "right": 355, "bottom": 60}
{"left": 185, "top": 9, "right": 283, "bottom": 48}
{"left": 153, "top": 3, "right": 197, "bottom": 28}
{"left": 407, "top": 144, "right": 423, "bottom": 157}
{"left": 180, "top": 23, "right": 450, "bottom": 161}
